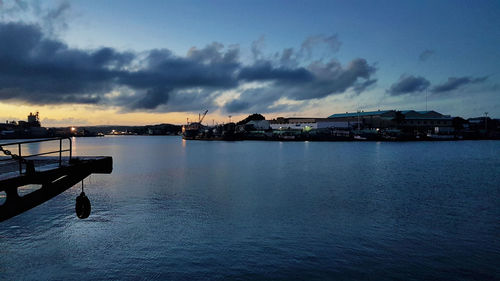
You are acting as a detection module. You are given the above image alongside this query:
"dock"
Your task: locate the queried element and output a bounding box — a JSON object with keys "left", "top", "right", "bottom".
{"left": 0, "top": 138, "right": 112, "bottom": 222}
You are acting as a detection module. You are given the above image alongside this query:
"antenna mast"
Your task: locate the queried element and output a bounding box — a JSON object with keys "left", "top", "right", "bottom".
{"left": 485, "top": 112, "right": 488, "bottom": 132}
{"left": 425, "top": 89, "right": 428, "bottom": 111}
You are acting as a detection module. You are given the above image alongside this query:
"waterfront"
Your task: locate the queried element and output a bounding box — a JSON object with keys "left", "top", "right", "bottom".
{"left": 1, "top": 136, "right": 499, "bottom": 280}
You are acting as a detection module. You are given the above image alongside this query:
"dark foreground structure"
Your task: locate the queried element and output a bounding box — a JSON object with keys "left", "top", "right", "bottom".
{"left": 0, "top": 138, "right": 112, "bottom": 222}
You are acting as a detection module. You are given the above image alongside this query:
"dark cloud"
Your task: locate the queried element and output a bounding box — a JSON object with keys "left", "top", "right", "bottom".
{"left": 225, "top": 58, "right": 377, "bottom": 113}
{"left": 118, "top": 45, "right": 240, "bottom": 91}
{"left": 419, "top": 49, "right": 434, "bottom": 61}
{"left": 353, "top": 79, "right": 377, "bottom": 94}
{"left": 164, "top": 89, "right": 220, "bottom": 112}
{"left": 0, "top": 19, "right": 377, "bottom": 114}
{"left": 0, "top": 22, "right": 128, "bottom": 103}
{"left": 287, "top": 58, "right": 376, "bottom": 100}
{"left": 300, "top": 35, "right": 341, "bottom": 59}
{"left": 238, "top": 61, "right": 313, "bottom": 82}
{"left": 223, "top": 99, "right": 251, "bottom": 113}
{"left": 388, "top": 75, "right": 430, "bottom": 96}
{"left": 110, "top": 86, "right": 220, "bottom": 114}
{"left": 223, "top": 87, "right": 302, "bottom": 114}
{"left": 230, "top": 59, "right": 376, "bottom": 109}
{"left": 130, "top": 87, "right": 171, "bottom": 109}
{"left": 0, "top": 21, "right": 240, "bottom": 110}
{"left": 432, "top": 76, "right": 487, "bottom": 93}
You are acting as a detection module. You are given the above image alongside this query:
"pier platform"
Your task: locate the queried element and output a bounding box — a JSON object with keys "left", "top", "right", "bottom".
{"left": 0, "top": 138, "right": 112, "bottom": 222}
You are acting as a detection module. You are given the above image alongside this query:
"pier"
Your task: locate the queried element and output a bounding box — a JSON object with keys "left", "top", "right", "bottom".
{"left": 0, "top": 138, "right": 112, "bottom": 222}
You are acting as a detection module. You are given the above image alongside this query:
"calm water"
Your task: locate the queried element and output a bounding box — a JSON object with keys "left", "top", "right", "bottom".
{"left": 1, "top": 136, "right": 499, "bottom": 280}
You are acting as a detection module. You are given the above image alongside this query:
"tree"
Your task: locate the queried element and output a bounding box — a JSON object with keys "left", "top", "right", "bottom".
{"left": 392, "top": 111, "right": 405, "bottom": 127}
{"left": 452, "top": 117, "right": 467, "bottom": 132}
{"left": 236, "top": 113, "right": 266, "bottom": 125}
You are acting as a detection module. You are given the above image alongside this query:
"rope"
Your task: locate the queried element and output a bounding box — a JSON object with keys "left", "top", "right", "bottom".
{"left": 0, "top": 145, "right": 27, "bottom": 163}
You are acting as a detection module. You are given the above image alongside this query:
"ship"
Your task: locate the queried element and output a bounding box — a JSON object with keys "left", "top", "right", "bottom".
{"left": 181, "top": 110, "right": 208, "bottom": 140}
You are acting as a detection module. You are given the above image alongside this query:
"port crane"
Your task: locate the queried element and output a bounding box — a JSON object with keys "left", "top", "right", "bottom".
{"left": 198, "top": 110, "right": 208, "bottom": 125}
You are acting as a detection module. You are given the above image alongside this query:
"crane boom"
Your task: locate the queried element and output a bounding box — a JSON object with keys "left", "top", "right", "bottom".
{"left": 199, "top": 110, "right": 208, "bottom": 124}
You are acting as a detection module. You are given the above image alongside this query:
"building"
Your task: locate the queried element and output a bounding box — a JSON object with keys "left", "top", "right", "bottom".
{"left": 327, "top": 109, "right": 454, "bottom": 134}
{"left": 245, "top": 120, "right": 271, "bottom": 130}
{"left": 327, "top": 110, "right": 397, "bottom": 129}
{"left": 27, "top": 112, "right": 41, "bottom": 127}
{"left": 398, "top": 110, "right": 453, "bottom": 134}
{"left": 466, "top": 116, "right": 499, "bottom": 137}
{"left": 0, "top": 112, "right": 47, "bottom": 139}
{"left": 269, "top": 117, "right": 351, "bottom": 130}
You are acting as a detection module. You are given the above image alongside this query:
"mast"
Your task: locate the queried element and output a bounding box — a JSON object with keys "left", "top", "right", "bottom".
{"left": 425, "top": 89, "right": 428, "bottom": 111}
{"left": 484, "top": 112, "right": 488, "bottom": 132}
{"left": 357, "top": 110, "right": 360, "bottom": 131}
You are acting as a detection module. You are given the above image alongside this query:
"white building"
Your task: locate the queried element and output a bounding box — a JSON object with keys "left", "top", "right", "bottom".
{"left": 246, "top": 120, "right": 271, "bottom": 130}
{"left": 269, "top": 118, "right": 352, "bottom": 130}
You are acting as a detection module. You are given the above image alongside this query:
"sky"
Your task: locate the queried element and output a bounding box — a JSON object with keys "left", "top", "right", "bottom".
{"left": 0, "top": 0, "right": 499, "bottom": 126}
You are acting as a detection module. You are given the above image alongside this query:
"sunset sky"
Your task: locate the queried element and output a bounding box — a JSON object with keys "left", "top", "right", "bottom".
{"left": 0, "top": 0, "right": 498, "bottom": 126}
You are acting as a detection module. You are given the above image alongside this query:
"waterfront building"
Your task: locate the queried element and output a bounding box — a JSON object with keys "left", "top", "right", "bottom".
{"left": 398, "top": 110, "right": 453, "bottom": 134}
{"left": 269, "top": 117, "right": 351, "bottom": 130}
{"left": 0, "top": 112, "right": 47, "bottom": 139}
{"left": 327, "top": 110, "right": 454, "bottom": 134}
{"left": 27, "top": 112, "right": 41, "bottom": 127}
{"left": 327, "top": 110, "right": 397, "bottom": 129}
{"left": 245, "top": 120, "right": 271, "bottom": 130}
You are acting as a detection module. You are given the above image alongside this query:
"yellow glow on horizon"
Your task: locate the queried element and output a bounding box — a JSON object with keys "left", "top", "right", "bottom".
{"left": 0, "top": 102, "right": 253, "bottom": 126}
{"left": 0, "top": 81, "right": 349, "bottom": 127}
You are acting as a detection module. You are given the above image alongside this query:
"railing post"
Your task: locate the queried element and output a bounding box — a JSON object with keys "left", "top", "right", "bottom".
{"left": 69, "top": 138, "right": 72, "bottom": 160}
{"left": 18, "top": 143, "right": 22, "bottom": 174}
{"left": 59, "top": 138, "right": 62, "bottom": 166}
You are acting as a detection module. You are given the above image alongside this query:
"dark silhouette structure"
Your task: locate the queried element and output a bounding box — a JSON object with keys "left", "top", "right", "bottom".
{"left": 0, "top": 138, "right": 112, "bottom": 222}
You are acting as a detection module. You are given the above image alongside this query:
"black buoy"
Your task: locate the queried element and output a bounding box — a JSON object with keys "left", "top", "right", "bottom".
{"left": 75, "top": 191, "right": 91, "bottom": 219}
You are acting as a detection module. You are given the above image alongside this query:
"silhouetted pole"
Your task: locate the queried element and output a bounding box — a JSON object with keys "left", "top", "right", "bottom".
{"left": 484, "top": 112, "right": 488, "bottom": 132}
{"left": 426, "top": 89, "right": 428, "bottom": 111}
{"left": 357, "top": 110, "right": 360, "bottom": 131}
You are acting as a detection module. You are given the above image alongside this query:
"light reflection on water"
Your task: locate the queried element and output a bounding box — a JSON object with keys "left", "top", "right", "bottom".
{"left": 0, "top": 136, "right": 499, "bottom": 280}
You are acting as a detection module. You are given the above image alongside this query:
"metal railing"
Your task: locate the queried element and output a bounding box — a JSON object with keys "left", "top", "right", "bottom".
{"left": 0, "top": 138, "right": 72, "bottom": 175}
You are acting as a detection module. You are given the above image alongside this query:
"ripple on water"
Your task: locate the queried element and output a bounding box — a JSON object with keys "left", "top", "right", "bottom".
{"left": 0, "top": 138, "right": 499, "bottom": 280}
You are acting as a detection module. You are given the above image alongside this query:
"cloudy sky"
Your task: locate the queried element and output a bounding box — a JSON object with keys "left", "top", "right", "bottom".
{"left": 0, "top": 0, "right": 498, "bottom": 126}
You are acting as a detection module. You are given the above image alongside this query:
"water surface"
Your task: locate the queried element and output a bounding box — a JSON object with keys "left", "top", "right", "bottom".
{"left": 1, "top": 137, "right": 499, "bottom": 280}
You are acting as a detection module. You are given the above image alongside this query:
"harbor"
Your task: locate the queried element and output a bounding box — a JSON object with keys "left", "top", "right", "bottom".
{"left": 181, "top": 110, "right": 500, "bottom": 141}
{"left": 2, "top": 110, "right": 498, "bottom": 142}
{"left": 1, "top": 1, "right": 499, "bottom": 279}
